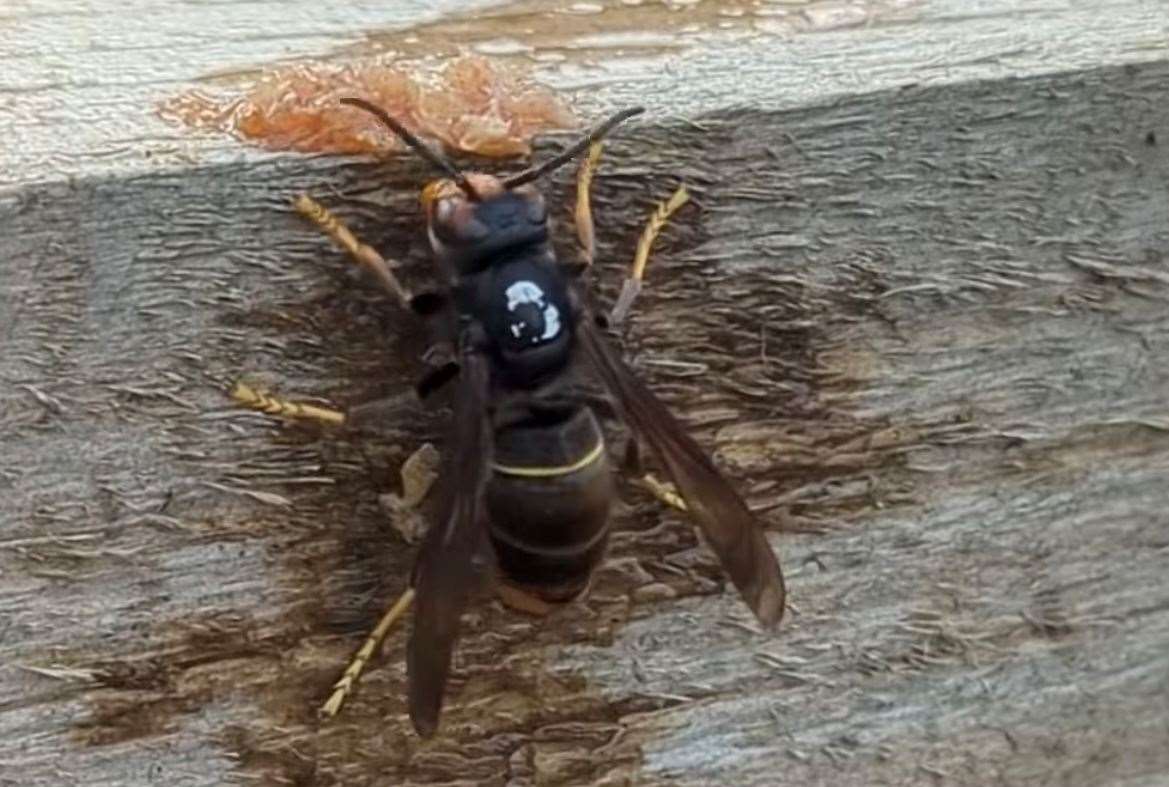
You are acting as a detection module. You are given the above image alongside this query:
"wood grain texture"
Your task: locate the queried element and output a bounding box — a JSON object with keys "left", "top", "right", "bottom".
{"left": 3, "top": 1, "right": 1169, "bottom": 785}
{"left": 4, "top": 0, "right": 1167, "bottom": 186}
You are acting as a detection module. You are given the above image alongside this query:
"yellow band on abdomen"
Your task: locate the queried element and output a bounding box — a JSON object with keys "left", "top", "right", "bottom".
{"left": 490, "top": 439, "right": 605, "bottom": 478}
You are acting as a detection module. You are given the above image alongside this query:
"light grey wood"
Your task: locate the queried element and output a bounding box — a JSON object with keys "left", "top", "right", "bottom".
{"left": 4, "top": 0, "right": 1167, "bottom": 187}
{"left": 2, "top": 1, "right": 1168, "bottom": 785}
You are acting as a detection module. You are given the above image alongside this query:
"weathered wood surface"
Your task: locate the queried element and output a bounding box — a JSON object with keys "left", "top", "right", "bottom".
{"left": 3, "top": 1, "right": 1169, "bottom": 786}
{"left": 3, "top": 0, "right": 1167, "bottom": 187}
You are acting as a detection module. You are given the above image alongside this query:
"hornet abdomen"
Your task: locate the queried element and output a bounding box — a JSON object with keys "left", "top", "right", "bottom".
{"left": 486, "top": 405, "right": 612, "bottom": 603}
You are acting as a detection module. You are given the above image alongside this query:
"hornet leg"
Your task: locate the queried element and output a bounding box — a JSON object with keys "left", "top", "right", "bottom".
{"left": 609, "top": 185, "right": 690, "bottom": 325}
{"left": 576, "top": 163, "right": 691, "bottom": 510}
{"left": 637, "top": 473, "right": 688, "bottom": 512}
{"left": 294, "top": 193, "right": 456, "bottom": 371}
{"left": 293, "top": 194, "right": 413, "bottom": 309}
{"left": 231, "top": 382, "right": 346, "bottom": 426}
{"left": 319, "top": 440, "right": 437, "bottom": 716}
{"left": 571, "top": 140, "right": 690, "bottom": 323}
{"left": 320, "top": 587, "right": 416, "bottom": 717}
{"left": 230, "top": 382, "right": 425, "bottom": 431}
{"left": 235, "top": 196, "right": 431, "bottom": 425}
{"left": 622, "top": 437, "right": 687, "bottom": 513}
{"left": 239, "top": 197, "right": 443, "bottom": 719}
{"left": 231, "top": 381, "right": 438, "bottom": 715}
{"left": 616, "top": 189, "right": 691, "bottom": 511}
{"left": 573, "top": 141, "right": 605, "bottom": 271}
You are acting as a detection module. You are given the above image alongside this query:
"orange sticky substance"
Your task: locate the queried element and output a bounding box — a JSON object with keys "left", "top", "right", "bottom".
{"left": 161, "top": 55, "right": 576, "bottom": 158}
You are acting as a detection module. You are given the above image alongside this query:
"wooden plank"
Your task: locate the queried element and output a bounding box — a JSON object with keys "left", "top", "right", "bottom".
{"left": 4, "top": 0, "right": 1167, "bottom": 186}
{"left": 2, "top": 1, "right": 1168, "bottom": 785}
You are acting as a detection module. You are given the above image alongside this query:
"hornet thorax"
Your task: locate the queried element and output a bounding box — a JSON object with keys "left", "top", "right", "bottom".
{"left": 424, "top": 175, "right": 576, "bottom": 387}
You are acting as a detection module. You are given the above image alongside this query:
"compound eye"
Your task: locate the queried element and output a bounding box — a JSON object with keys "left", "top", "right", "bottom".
{"left": 455, "top": 212, "right": 490, "bottom": 243}
{"left": 527, "top": 193, "right": 547, "bottom": 225}
{"left": 434, "top": 197, "right": 457, "bottom": 228}
{"left": 432, "top": 198, "right": 490, "bottom": 245}
{"left": 511, "top": 186, "right": 547, "bottom": 225}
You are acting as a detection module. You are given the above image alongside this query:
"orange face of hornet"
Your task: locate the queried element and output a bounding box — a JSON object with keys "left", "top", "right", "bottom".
{"left": 420, "top": 174, "right": 549, "bottom": 274}
{"left": 420, "top": 173, "right": 500, "bottom": 241}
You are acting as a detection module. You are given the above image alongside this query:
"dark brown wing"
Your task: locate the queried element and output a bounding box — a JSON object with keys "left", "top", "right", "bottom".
{"left": 407, "top": 335, "right": 494, "bottom": 737}
{"left": 578, "top": 318, "right": 786, "bottom": 627}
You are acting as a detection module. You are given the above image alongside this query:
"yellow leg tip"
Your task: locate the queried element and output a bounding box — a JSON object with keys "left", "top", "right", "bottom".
{"left": 320, "top": 688, "right": 347, "bottom": 718}
{"left": 230, "top": 381, "right": 256, "bottom": 405}
{"left": 229, "top": 381, "right": 346, "bottom": 426}
{"left": 317, "top": 588, "right": 415, "bottom": 721}
{"left": 640, "top": 473, "right": 688, "bottom": 512}
{"left": 293, "top": 192, "right": 411, "bottom": 306}
{"left": 611, "top": 184, "right": 690, "bottom": 326}
{"left": 632, "top": 184, "right": 691, "bottom": 282}
{"left": 293, "top": 193, "right": 321, "bottom": 217}
{"left": 665, "top": 184, "right": 690, "bottom": 213}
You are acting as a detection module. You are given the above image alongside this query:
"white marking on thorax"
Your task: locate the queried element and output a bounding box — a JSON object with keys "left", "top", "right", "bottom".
{"left": 505, "top": 280, "right": 561, "bottom": 342}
